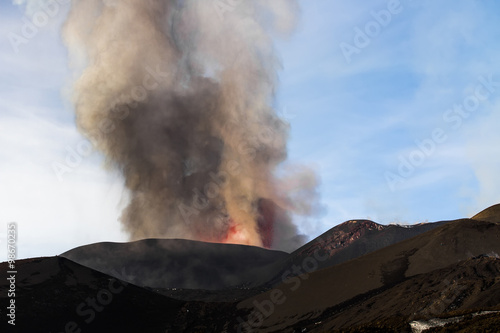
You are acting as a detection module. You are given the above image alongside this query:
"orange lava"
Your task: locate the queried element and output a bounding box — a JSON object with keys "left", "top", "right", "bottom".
{"left": 210, "top": 200, "right": 278, "bottom": 248}
{"left": 222, "top": 220, "right": 257, "bottom": 246}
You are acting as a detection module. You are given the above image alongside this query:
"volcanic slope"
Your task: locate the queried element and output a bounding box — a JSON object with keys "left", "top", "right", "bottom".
{"left": 288, "top": 219, "right": 447, "bottom": 270}
{"left": 61, "top": 238, "right": 289, "bottom": 292}
{"left": 262, "top": 219, "right": 448, "bottom": 288}
{"left": 0, "top": 256, "right": 237, "bottom": 333}
{"left": 473, "top": 203, "right": 500, "bottom": 224}
{"left": 61, "top": 220, "right": 448, "bottom": 297}
{"left": 237, "top": 217, "right": 500, "bottom": 332}
{"left": 304, "top": 256, "right": 500, "bottom": 332}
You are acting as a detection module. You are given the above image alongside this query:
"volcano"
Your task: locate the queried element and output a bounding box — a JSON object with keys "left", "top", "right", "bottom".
{"left": 2, "top": 204, "right": 500, "bottom": 332}
{"left": 60, "top": 238, "right": 289, "bottom": 294}
{"left": 472, "top": 203, "right": 500, "bottom": 224}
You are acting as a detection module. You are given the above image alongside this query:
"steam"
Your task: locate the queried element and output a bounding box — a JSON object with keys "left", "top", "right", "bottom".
{"left": 62, "top": 0, "right": 317, "bottom": 251}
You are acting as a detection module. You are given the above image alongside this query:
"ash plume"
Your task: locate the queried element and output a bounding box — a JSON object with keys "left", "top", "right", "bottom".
{"left": 63, "top": 0, "right": 317, "bottom": 251}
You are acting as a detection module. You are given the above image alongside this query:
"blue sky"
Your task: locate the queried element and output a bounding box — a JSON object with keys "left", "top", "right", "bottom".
{"left": 1, "top": 0, "right": 500, "bottom": 260}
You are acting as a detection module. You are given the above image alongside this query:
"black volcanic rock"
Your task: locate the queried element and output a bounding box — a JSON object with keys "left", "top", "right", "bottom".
{"left": 291, "top": 219, "right": 448, "bottom": 270}
{"left": 3, "top": 204, "right": 500, "bottom": 332}
{"left": 0, "top": 256, "right": 236, "bottom": 333}
{"left": 61, "top": 238, "right": 289, "bottom": 291}
{"left": 249, "top": 258, "right": 500, "bottom": 332}
{"left": 305, "top": 256, "right": 500, "bottom": 332}
{"left": 238, "top": 218, "right": 500, "bottom": 332}
{"left": 260, "top": 219, "right": 448, "bottom": 288}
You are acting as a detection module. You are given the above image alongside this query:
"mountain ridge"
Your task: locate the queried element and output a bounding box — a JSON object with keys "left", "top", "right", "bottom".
{"left": 2, "top": 203, "right": 500, "bottom": 332}
{"left": 61, "top": 238, "right": 289, "bottom": 291}
{"left": 472, "top": 203, "right": 500, "bottom": 224}
{"left": 237, "top": 217, "right": 500, "bottom": 331}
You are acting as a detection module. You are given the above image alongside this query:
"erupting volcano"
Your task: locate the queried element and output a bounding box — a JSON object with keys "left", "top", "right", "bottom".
{"left": 63, "top": 0, "right": 318, "bottom": 251}
{"left": 221, "top": 199, "right": 279, "bottom": 247}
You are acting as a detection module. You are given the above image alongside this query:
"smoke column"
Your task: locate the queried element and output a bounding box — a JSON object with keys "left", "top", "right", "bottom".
{"left": 63, "top": 0, "right": 317, "bottom": 251}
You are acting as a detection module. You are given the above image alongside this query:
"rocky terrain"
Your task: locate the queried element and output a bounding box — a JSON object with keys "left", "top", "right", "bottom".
{"left": 1, "top": 204, "right": 499, "bottom": 332}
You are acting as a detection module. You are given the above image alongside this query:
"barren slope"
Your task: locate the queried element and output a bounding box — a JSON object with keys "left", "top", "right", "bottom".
{"left": 473, "top": 203, "right": 500, "bottom": 224}
{"left": 307, "top": 256, "right": 500, "bottom": 332}
{"left": 61, "top": 238, "right": 289, "bottom": 291}
{"left": 0, "top": 256, "right": 237, "bottom": 333}
{"left": 237, "top": 219, "right": 500, "bottom": 332}
{"left": 290, "top": 219, "right": 447, "bottom": 270}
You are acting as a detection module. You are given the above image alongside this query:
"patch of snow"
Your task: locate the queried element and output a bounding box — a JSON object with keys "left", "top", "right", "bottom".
{"left": 410, "top": 311, "right": 500, "bottom": 333}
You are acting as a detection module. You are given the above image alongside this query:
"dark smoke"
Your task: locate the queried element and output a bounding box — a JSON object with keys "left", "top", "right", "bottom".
{"left": 63, "top": 0, "right": 318, "bottom": 251}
